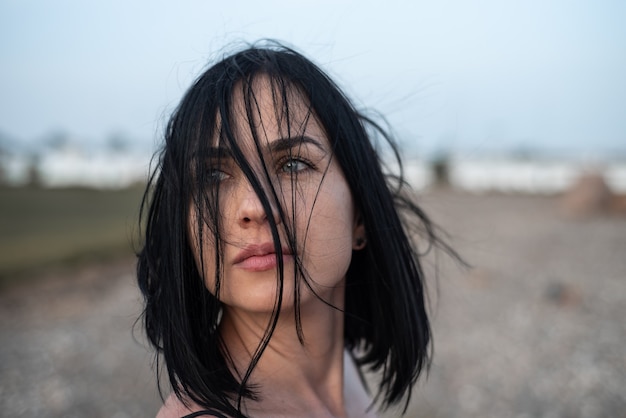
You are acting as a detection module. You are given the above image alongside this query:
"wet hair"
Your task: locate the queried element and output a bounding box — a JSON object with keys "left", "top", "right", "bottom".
{"left": 138, "top": 41, "right": 453, "bottom": 417}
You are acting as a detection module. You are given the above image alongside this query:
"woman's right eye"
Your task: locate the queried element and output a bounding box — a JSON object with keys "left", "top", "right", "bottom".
{"left": 206, "top": 169, "right": 229, "bottom": 183}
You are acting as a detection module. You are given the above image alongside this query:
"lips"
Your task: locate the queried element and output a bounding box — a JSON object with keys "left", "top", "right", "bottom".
{"left": 232, "top": 242, "right": 292, "bottom": 272}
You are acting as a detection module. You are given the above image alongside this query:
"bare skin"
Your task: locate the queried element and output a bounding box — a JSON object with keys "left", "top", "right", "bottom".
{"left": 157, "top": 79, "right": 375, "bottom": 418}
{"left": 157, "top": 351, "right": 375, "bottom": 418}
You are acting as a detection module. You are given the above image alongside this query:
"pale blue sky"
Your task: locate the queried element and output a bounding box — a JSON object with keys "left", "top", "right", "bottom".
{"left": 1, "top": 0, "right": 625, "bottom": 158}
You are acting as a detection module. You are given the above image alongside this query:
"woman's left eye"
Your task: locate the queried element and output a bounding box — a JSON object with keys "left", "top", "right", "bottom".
{"left": 280, "top": 158, "right": 310, "bottom": 173}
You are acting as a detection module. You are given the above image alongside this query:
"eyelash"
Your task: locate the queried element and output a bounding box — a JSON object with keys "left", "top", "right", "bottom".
{"left": 202, "top": 155, "right": 315, "bottom": 186}
{"left": 277, "top": 156, "right": 315, "bottom": 174}
{"left": 206, "top": 169, "right": 229, "bottom": 182}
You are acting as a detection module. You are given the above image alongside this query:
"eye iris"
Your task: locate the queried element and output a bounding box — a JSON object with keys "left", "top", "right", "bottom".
{"left": 209, "top": 169, "right": 228, "bottom": 182}
{"left": 283, "top": 159, "right": 304, "bottom": 172}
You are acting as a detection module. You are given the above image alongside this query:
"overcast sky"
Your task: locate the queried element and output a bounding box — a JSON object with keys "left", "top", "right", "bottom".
{"left": 1, "top": 0, "right": 625, "bottom": 158}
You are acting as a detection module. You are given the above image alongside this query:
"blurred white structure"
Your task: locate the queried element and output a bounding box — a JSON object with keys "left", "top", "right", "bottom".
{"left": 388, "top": 158, "right": 434, "bottom": 191}
{"left": 37, "top": 149, "right": 152, "bottom": 188}
{"left": 1, "top": 146, "right": 152, "bottom": 188}
{"left": 449, "top": 158, "right": 579, "bottom": 194}
{"left": 2, "top": 147, "right": 626, "bottom": 194}
{"left": 605, "top": 165, "right": 626, "bottom": 194}
{"left": 403, "top": 157, "right": 626, "bottom": 194}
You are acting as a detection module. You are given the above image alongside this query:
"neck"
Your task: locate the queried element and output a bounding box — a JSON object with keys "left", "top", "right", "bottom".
{"left": 219, "top": 286, "right": 348, "bottom": 416}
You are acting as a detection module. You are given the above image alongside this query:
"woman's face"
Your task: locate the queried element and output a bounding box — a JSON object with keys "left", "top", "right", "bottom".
{"left": 188, "top": 79, "right": 364, "bottom": 314}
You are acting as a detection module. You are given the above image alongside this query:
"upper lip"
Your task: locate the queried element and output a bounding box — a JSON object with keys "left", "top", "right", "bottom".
{"left": 232, "top": 242, "right": 292, "bottom": 265}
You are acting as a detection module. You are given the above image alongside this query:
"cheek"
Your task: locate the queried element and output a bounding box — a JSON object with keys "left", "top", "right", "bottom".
{"left": 299, "top": 176, "right": 355, "bottom": 281}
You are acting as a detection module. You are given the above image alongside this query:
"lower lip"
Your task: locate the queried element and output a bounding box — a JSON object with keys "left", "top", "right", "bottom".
{"left": 235, "top": 254, "right": 292, "bottom": 272}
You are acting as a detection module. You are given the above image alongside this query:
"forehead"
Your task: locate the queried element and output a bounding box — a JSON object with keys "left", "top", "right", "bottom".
{"left": 228, "top": 76, "right": 321, "bottom": 140}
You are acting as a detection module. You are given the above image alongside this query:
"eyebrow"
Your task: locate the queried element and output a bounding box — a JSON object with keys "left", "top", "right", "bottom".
{"left": 268, "top": 135, "right": 326, "bottom": 154}
{"left": 201, "top": 135, "right": 326, "bottom": 160}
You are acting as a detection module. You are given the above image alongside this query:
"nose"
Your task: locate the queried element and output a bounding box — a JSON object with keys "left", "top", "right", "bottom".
{"left": 235, "top": 180, "right": 280, "bottom": 228}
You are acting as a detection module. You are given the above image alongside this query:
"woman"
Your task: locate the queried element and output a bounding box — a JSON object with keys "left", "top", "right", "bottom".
{"left": 138, "top": 42, "right": 451, "bottom": 417}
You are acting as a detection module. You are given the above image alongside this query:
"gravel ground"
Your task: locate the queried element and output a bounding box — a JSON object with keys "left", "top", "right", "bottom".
{"left": 1, "top": 190, "right": 625, "bottom": 418}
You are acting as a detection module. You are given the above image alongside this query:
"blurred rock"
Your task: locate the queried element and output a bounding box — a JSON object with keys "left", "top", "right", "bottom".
{"left": 544, "top": 281, "right": 581, "bottom": 308}
{"left": 610, "top": 194, "right": 626, "bottom": 214}
{"left": 560, "top": 172, "right": 613, "bottom": 218}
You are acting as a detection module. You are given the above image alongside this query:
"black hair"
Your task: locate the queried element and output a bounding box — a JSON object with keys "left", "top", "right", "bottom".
{"left": 138, "top": 41, "right": 455, "bottom": 417}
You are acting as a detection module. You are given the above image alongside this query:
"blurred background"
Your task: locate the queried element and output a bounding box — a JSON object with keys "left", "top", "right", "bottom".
{"left": 0, "top": 1, "right": 624, "bottom": 417}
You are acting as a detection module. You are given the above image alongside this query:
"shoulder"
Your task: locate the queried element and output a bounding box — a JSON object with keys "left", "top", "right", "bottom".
{"left": 156, "top": 394, "right": 193, "bottom": 418}
{"left": 156, "top": 393, "right": 230, "bottom": 418}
